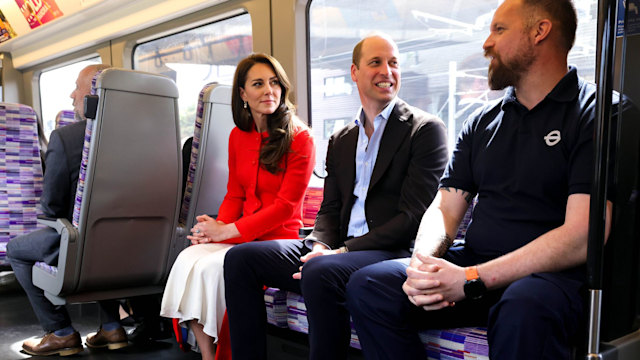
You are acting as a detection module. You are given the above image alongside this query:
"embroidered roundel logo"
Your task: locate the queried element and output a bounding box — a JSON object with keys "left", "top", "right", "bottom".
{"left": 544, "top": 130, "right": 561, "bottom": 146}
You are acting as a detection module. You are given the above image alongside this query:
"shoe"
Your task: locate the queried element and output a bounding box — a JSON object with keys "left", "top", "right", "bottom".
{"left": 22, "top": 331, "right": 83, "bottom": 356}
{"left": 86, "top": 326, "right": 129, "bottom": 350}
{"left": 128, "top": 318, "right": 172, "bottom": 344}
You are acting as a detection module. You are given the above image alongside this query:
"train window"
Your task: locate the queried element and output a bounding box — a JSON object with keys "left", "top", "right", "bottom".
{"left": 39, "top": 57, "right": 101, "bottom": 139}
{"left": 133, "top": 13, "right": 252, "bottom": 142}
{"left": 308, "top": 0, "right": 597, "bottom": 175}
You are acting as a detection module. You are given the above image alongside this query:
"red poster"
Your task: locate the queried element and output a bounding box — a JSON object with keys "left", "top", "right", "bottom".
{"left": 15, "top": 0, "right": 63, "bottom": 29}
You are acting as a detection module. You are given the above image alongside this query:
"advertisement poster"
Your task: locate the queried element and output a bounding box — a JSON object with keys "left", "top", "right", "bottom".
{"left": 0, "top": 10, "right": 17, "bottom": 43}
{"left": 15, "top": 0, "right": 63, "bottom": 29}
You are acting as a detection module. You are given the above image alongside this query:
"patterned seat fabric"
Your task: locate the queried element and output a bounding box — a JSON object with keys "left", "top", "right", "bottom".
{"left": 71, "top": 70, "right": 103, "bottom": 228}
{"left": 0, "top": 103, "right": 44, "bottom": 267}
{"left": 55, "top": 110, "right": 76, "bottom": 129}
{"left": 301, "top": 187, "right": 323, "bottom": 227}
{"left": 178, "top": 83, "right": 217, "bottom": 226}
{"left": 262, "top": 198, "right": 487, "bottom": 359}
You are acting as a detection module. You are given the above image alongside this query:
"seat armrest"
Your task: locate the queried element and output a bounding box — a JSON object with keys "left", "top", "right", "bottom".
{"left": 37, "top": 216, "right": 73, "bottom": 238}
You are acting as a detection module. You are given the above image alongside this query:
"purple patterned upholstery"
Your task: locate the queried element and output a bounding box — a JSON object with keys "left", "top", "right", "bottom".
{"left": 178, "top": 82, "right": 217, "bottom": 226}
{"left": 71, "top": 70, "right": 103, "bottom": 228}
{"left": 0, "top": 103, "right": 44, "bottom": 266}
{"left": 54, "top": 110, "right": 76, "bottom": 129}
{"left": 455, "top": 197, "right": 477, "bottom": 240}
{"left": 261, "top": 198, "right": 488, "bottom": 359}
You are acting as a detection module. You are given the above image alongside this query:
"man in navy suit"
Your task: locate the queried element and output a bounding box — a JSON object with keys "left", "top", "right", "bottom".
{"left": 224, "top": 33, "right": 449, "bottom": 359}
{"left": 6, "top": 64, "right": 135, "bottom": 356}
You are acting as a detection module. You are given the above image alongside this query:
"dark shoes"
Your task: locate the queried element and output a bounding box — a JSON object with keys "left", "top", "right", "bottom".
{"left": 86, "top": 326, "right": 129, "bottom": 350}
{"left": 128, "top": 318, "right": 173, "bottom": 344}
{"left": 22, "top": 331, "right": 83, "bottom": 356}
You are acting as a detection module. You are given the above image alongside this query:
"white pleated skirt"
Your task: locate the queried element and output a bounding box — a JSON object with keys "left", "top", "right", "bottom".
{"left": 160, "top": 243, "right": 234, "bottom": 340}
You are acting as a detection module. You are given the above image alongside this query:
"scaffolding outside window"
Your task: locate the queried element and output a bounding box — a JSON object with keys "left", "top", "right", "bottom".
{"left": 133, "top": 13, "right": 253, "bottom": 142}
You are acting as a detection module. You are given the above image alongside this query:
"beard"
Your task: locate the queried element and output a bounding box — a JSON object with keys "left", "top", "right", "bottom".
{"left": 486, "top": 38, "right": 535, "bottom": 90}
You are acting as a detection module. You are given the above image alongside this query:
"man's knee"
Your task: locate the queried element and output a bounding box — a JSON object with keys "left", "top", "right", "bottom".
{"left": 223, "top": 243, "right": 255, "bottom": 278}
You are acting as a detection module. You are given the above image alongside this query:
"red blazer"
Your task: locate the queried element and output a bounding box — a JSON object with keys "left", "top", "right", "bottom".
{"left": 216, "top": 122, "right": 315, "bottom": 243}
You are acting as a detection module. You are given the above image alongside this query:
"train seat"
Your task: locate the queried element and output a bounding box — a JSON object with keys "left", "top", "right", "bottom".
{"left": 178, "top": 82, "right": 234, "bottom": 234}
{"left": 0, "top": 103, "right": 45, "bottom": 269}
{"left": 170, "top": 82, "right": 236, "bottom": 350}
{"left": 31, "top": 68, "right": 182, "bottom": 305}
{"left": 54, "top": 109, "right": 77, "bottom": 129}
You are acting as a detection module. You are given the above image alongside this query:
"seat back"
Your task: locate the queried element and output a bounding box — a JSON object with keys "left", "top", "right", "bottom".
{"left": 55, "top": 110, "right": 76, "bottom": 129}
{"left": 0, "top": 103, "right": 44, "bottom": 267}
{"left": 180, "top": 83, "right": 235, "bottom": 231}
{"left": 33, "top": 68, "right": 182, "bottom": 303}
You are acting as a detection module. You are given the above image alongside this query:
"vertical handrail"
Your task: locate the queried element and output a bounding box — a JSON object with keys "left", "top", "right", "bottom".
{"left": 586, "top": 0, "right": 618, "bottom": 358}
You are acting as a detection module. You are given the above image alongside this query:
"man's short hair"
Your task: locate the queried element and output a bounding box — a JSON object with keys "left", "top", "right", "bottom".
{"left": 352, "top": 32, "right": 397, "bottom": 68}
{"left": 522, "top": 0, "right": 577, "bottom": 52}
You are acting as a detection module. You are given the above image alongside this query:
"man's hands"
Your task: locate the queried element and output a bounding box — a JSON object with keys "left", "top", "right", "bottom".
{"left": 403, "top": 252, "right": 466, "bottom": 310}
{"left": 292, "top": 243, "right": 343, "bottom": 280}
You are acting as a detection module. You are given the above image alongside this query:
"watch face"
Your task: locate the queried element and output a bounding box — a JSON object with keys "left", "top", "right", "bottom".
{"left": 464, "top": 279, "right": 487, "bottom": 300}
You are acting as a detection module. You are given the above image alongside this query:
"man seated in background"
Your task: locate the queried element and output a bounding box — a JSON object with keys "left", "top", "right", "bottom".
{"left": 7, "top": 63, "right": 167, "bottom": 356}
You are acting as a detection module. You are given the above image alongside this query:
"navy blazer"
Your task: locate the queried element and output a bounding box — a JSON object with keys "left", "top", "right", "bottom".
{"left": 307, "top": 99, "right": 448, "bottom": 252}
{"left": 40, "top": 120, "right": 86, "bottom": 221}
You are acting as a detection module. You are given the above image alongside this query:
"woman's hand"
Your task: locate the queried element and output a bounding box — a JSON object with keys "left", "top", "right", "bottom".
{"left": 187, "top": 214, "right": 240, "bottom": 244}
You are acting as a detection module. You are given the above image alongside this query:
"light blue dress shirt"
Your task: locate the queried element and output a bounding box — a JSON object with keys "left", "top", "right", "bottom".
{"left": 347, "top": 98, "right": 397, "bottom": 237}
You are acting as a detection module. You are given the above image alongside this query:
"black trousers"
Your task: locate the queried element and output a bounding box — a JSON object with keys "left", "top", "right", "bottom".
{"left": 346, "top": 248, "right": 586, "bottom": 360}
{"left": 224, "top": 239, "right": 408, "bottom": 360}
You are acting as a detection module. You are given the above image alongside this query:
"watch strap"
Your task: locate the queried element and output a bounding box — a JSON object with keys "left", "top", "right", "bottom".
{"left": 465, "top": 266, "right": 479, "bottom": 281}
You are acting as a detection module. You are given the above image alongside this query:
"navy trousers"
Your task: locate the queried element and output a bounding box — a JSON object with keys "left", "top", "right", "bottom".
{"left": 346, "top": 250, "right": 586, "bottom": 360}
{"left": 7, "top": 228, "right": 120, "bottom": 333}
{"left": 224, "top": 239, "right": 408, "bottom": 360}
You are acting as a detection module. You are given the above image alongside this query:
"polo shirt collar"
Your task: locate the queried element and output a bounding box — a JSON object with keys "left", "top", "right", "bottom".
{"left": 501, "top": 66, "right": 580, "bottom": 109}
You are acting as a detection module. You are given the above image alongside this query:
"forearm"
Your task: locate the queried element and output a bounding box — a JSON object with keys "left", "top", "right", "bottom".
{"left": 478, "top": 224, "right": 588, "bottom": 290}
{"left": 478, "top": 196, "right": 612, "bottom": 290}
{"left": 413, "top": 189, "right": 471, "bottom": 258}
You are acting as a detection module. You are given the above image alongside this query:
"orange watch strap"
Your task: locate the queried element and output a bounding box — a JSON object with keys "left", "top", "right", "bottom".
{"left": 465, "top": 266, "right": 479, "bottom": 281}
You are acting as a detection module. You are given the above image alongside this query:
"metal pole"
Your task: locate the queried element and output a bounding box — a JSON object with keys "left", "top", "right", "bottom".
{"left": 586, "top": 0, "right": 618, "bottom": 357}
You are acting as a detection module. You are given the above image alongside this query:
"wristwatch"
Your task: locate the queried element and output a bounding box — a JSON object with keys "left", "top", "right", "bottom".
{"left": 463, "top": 266, "right": 487, "bottom": 300}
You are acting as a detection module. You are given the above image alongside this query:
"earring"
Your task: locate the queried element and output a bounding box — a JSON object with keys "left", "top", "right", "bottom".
{"left": 243, "top": 101, "right": 247, "bottom": 109}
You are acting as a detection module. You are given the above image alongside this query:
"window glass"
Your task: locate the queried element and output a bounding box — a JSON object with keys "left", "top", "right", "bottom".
{"left": 308, "top": 0, "right": 597, "bottom": 178}
{"left": 133, "top": 13, "right": 253, "bottom": 142}
{"left": 39, "top": 57, "right": 101, "bottom": 139}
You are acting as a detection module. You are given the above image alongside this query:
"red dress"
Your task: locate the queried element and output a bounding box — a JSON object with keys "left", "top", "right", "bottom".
{"left": 216, "top": 122, "right": 316, "bottom": 242}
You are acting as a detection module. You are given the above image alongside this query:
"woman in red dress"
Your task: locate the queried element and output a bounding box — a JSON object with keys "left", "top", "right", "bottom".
{"left": 160, "top": 53, "right": 315, "bottom": 360}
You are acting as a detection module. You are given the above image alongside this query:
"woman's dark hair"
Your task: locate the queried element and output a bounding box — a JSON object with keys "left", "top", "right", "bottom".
{"left": 231, "top": 53, "right": 296, "bottom": 174}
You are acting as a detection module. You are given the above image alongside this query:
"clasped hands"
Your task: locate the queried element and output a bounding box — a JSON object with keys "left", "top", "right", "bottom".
{"left": 403, "top": 252, "right": 466, "bottom": 311}
{"left": 187, "top": 214, "right": 232, "bottom": 245}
